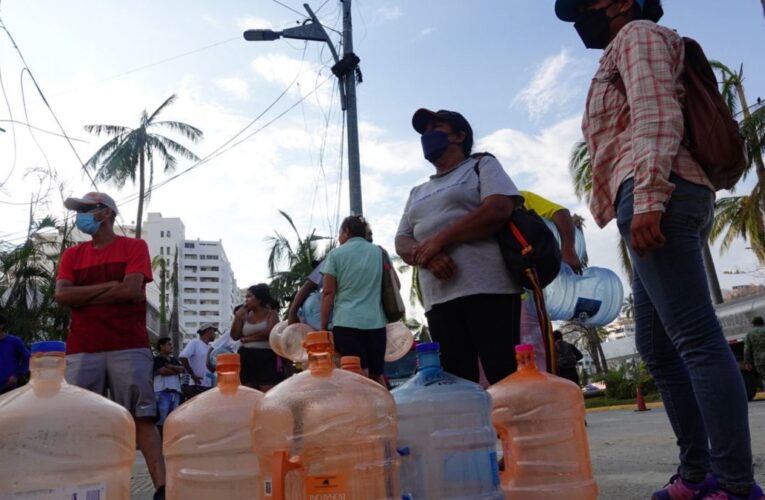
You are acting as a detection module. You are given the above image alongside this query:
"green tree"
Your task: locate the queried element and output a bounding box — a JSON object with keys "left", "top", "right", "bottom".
{"left": 266, "top": 211, "right": 332, "bottom": 306}
{"left": 83, "top": 94, "right": 203, "bottom": 239}
{"left": 708, "top": 62, "right": 765, "bottom": 265}
{"left": 151, "top": 255, "right": 169, "bottom": 337}
{"left": 559, "top": 321, "right": 609, "bottom": 374}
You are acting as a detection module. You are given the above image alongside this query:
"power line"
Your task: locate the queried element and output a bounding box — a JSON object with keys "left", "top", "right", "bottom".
{"left": 0, "top": 119, "right": 88, "bottom": 142}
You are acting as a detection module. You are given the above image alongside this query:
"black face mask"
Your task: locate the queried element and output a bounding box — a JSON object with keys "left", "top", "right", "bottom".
{"left": 574, "top": 2, "right": 618, "bottom": 50}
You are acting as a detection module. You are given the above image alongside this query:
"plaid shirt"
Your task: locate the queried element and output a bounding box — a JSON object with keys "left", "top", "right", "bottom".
{"left": 582, "top": 21, "right": 713, "bottom": 228}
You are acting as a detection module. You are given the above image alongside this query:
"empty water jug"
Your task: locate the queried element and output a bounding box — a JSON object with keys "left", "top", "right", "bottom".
{"left": 164, "top": 353, "right": 265, "bottom": 499}
{"left": 270, "top": 322, "right": 313, "bottom": 363}
{"left": 544, "top": 264, "right": 624, "bottom": 326}
{"left": 252, "top": 331, "right": 399, "bottom": 499}
{"left": 392, "top": 342, "right": 503, "bottom": 500}
{"left": 385, "top": 321, "right": 415, "bottom": 362}
{"left": 543, "top": 218, "right": 588, "bottom": 262}
{"left": 0, "top": 341, "right": 135, "bottom": 499}
{"left": 488, "top": 344, "right": 597, "bottom": 500}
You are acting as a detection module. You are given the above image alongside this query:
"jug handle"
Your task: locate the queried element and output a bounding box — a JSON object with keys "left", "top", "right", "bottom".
{"left": 273, "top": 449, "right": 302, "bottom": 500}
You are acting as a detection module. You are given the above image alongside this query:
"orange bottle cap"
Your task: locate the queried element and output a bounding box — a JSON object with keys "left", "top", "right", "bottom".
{"left": 303, "top": 331, "right": 333, "bottom": 350}
{"left": 216, "top": 353, "right": 240, "bottom": 369}
{"left": 340, "top": 356, "right": 361, "bottom": 369}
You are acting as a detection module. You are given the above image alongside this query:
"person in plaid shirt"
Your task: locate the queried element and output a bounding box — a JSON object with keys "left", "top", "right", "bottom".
{"left": 556, "top": 1, "right": 762, "bottom": 499}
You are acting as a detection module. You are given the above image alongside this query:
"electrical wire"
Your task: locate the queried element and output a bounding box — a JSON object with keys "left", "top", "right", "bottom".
{"left": 0, "top": 120, "right": 88, "bottom": 142}
{"left": 0, "top": 67, "right": 17, "bottom": 188}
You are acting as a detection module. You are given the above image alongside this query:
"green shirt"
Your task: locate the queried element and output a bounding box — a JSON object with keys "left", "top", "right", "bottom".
{"left": 744, "top": 327, "right": 765, "bottom": 367}
{"left": 322, "top": 237, "right": 387, "bottom": 330}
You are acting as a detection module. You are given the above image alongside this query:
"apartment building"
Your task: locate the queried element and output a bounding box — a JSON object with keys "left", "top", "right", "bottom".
{"left": 143, "top": 213, "right": 240, "bottom": 347}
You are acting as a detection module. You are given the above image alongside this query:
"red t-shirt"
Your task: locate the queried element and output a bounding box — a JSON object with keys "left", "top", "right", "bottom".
{"left": 57, "top": 236, "right": 153, "bottom": 354}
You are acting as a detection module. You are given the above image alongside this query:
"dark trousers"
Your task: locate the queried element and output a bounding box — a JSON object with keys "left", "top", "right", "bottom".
{"left": 425, "top": 293, "right": 521, "bottom": 384}
{"left": 558, "top": 367, "right": 581, "bottom": 386}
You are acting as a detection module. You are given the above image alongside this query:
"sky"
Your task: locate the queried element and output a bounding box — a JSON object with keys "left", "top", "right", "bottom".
{"left": 1, "top": 0, "right": 764, "bottom": 296}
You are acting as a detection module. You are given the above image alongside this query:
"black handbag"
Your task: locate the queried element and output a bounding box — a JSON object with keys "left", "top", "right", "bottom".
{"left": 473, "top": 154, "right": 562, "bottom": 289}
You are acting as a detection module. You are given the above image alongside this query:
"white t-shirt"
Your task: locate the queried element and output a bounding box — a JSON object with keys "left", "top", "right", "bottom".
{"left": 180, "top": 338, "right": 212, "bottom": 387}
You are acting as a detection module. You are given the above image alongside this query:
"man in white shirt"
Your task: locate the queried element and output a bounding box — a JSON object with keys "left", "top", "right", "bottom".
{"left": 179, "top": 323, "right": 217, "bottom": 398}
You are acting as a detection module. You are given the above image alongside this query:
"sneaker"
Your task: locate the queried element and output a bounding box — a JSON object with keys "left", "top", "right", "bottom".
{"left": 700, "top": 483, "right": 765, "bottom": 500}
{"left": 652, "top": 474, "right": 710, "bottom": 500}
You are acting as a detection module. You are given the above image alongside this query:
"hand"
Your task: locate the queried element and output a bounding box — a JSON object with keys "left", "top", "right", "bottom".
{"left": 235, "top": 306, "right": 248, "bottom": 320}
{"left": 192, "top": 375, "right": 202, "bottom": 385}
{"left": 425, "top": 253, "right": 458, "bottom": 281}
{"left": 413, "top": 235, "right": 444, "bottom": 266}
{"left": 630, "top": 211, "right": 666, "bottom": 258}
{"left": 561, "top": 247, "right": 583, "bottom": 275}
{"left": 5, "top": 375, "right": 18, "bottom": 387}
{"left": 745, "top": 363, "right": 754, "bottom": 372}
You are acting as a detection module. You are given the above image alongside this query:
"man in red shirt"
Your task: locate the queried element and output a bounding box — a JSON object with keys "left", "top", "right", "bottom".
{"left": 55, "top": 192, "right": 165, "bottom": 500}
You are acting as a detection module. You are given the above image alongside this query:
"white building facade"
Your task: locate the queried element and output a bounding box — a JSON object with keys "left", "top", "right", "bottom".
{"left": 143, "top": 213, "right": 239, "bottom": 347}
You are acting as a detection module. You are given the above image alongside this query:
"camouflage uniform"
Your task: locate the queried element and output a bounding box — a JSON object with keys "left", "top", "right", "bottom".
{"left": 743, "top": 327, "right": 765, "bottom": 378}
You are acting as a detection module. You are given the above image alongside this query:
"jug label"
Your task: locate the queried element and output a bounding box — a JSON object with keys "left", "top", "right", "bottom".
{"left": 443, "top": 450, "right": 500, "bottom": 488}
{"left": 305, "top": 474, "right": 348, "bottom": 500}
{"left": 6, "top": 480, "right": 106, "bottom": 499}
{"left": 573, "top": 297, "right": 602, "bottom": 321}
{"left": 263, "top": 478, "right": 272, "bottom": 496}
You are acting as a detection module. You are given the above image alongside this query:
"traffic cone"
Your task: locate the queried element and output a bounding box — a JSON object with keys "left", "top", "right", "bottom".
{"left": 635, "top": 385, "right": 650, "bottom": 412}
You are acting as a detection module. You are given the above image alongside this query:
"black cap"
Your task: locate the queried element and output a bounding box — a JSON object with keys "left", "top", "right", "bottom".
{"left": 411, "top": 108, "right": 473, "bottom": 142}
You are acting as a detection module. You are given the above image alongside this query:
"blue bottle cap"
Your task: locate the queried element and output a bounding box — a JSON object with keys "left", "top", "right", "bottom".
{"left": 31, "top": 341, "right": 66, "bottom": 353}
{"left": 415, "top": 342, "right": 439, "bottom": 354}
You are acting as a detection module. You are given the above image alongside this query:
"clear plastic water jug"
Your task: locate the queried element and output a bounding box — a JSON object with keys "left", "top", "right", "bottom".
{"left": 0, "top": 341, "right": 135, "bottom": 499}
{"left": 164, "top": 353, "right": 265, "bottom": 499}
{"left": 544, "top": 264, "right": 624, "bottom": 326}
{"left": 488, "top": 344, "right": 597, "bottom": 500}
{"left": 252, "top": 331, "right": 399, "bottom": 499}
{"left": 270, "top": 322, "right": 312, "bottom": 363}
{"left": 392, "top": 342, "right": 503, "bottom": 500}
{"left": 340, "top": 355, "right": 364, "bottom": 375}
{"left": 385, "top": 321, "right": 414, "bottom": 362}
{"left": 543, "top": 218, "right": 588, "bottom": 262}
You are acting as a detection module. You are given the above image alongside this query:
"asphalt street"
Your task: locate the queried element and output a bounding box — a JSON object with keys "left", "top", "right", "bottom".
{"left": 130, "top": 400, "right": 765, "bottom": 499}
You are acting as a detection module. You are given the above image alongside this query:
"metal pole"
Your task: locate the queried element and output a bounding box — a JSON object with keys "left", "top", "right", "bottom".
{"left": 341, "top": 0, "right": 363, "bottom": 215}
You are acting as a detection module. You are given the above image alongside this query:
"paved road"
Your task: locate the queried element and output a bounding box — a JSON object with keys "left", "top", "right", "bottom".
{"left": 131, "top": 400, "right": 765, "bottom": 499}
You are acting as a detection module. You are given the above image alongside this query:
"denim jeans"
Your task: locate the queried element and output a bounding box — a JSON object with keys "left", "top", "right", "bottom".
{"left": 155, "top": 390, "right": 181, "bottom": 426}
{"left": 615, "top": 175, "right": 753, "bottom": 489}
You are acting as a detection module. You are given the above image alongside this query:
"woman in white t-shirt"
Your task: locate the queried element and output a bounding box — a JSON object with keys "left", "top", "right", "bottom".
{"left": 231, "top": 284, "right": 280, "bottom": 391}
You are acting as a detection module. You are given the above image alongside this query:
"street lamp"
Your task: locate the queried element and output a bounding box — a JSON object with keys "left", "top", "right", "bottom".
{"left": 244, "top": 1, "right": 363, "bottom": 215}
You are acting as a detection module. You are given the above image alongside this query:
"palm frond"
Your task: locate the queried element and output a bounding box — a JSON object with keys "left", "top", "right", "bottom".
{"left": 83, "top": 134, "right": 127, "bottom": 170}
{"left": 569, "top": 140, "right": 592, "bottom": 202}
{"left": 83, "top": 124, "right": 132, "bottom": 137}
{"left": 151, "top": 134, "right": 200, "bottom": 164}
{"left": 146, "top": 135, "right": 178, "bottom": 173}
{"left": 152, "top": 120, "right": 204, "bottom": 143}
{"left": 277, "top": 210, "right": 301, "bottom": 242}
{"left": 146, "top": 94, "right": 178, "bottom": 124}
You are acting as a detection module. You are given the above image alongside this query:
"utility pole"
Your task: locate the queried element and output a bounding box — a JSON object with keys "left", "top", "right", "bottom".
{"left": 244, "top": 0, "right": 364, "bottom": 215}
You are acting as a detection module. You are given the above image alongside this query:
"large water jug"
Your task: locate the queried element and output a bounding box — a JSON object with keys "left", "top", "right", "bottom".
{"left": 270, "top": 321, "right": 312, "bottom": 363}
{"left": 164, "top": 353, "right": 265, "bottom": 499}
{"left": 252, "top": 331, "right": 399, "bottom": 499}
{"left": 385, "top": 321, "right": 415, "bottom": 362}
{"left": 0, "top": 341, "right": 135, "bottom": 499}
{"left": 392, "top": 342, "right": 502, "bottom": 500}
{"left": 298, "top": 291, "right": 331, "bottom": 330}
{"left": 488, "top": 344, "right": 597, "bottom": 500}
{"left": 543, "top": 219, "right": 588, "bottom": 262}
{"left": 544, "top": 264, "right": 624, "bottom": 326}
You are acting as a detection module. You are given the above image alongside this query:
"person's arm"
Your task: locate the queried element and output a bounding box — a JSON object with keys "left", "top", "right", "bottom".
{"left": 413, "top": 195, "right": 516, "bottom": 266}
{"left": 573, "top": 344, "right": 584, "bottom": 362}
{"left": 744, "top": 334, "right": 754, "bottom": 370}
{"left": 156, "top": 358, "right": 179, "bottom": 377}
{"left": 206, "top": 346, "right": 215, "bottom": 372}
{"left": 320, "top": 274, "right": 337, "bottom": 331}
{"left": 54, "top": 279, "right": 119, "bottom": 307}
{"left": 551, "top": 209, "right": 583, "bottom": 273}
{"left": 230, "top": 306, "right": 247, "bottom": 341}
{"left": 16, "top": 339, "right": 30, "bottom": 377}
{"left": 179, "top": 357, "right": 201, "bottom": 384}
{"left": 616, "top": 25, "right": 684, "bottom": 257}
{"left": 395, "top": 235, "right": 419, "bottom": 266}
{"left": 287, "top": 280, "right": 318, "bottom": 324}
{"left": 241, "top": 310, "right": 279, "bottom": 343}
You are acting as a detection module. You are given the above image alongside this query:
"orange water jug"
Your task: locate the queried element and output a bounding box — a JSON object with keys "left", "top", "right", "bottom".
{"left": 340, "top": 355, "right": 364, "bottom": 375}
{"left": 0, "top": 341, "right": 135, "bottom": 499}
{"left": 253, "top": 331, "right": 399, "bottom": 499}
{"left": 164, "top": 353, "right": 265, "bottom": 499}
{"left": 487, "top": 344, "right": 597, "bottom": 499}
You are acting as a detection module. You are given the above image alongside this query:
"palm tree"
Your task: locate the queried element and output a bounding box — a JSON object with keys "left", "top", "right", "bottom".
{"left": 621, "top": 294, "right": 635, "bottom": 320}
{"left": 708, "top": 62, "right": 765, "bottom": 265}
{"left": 559, "top": 321, "right": 609, "bottom": 374}
{"left": 266, "top": 211, "right": 332, "bottom": 306}
{"left": 168, "top": 247, "right": 181, "bottom": 357}
{"left": 83, "top": 95, "right": 203, "bottom": 239}
{"left": 151, "top": 255, "right": 169, "bottom": 337}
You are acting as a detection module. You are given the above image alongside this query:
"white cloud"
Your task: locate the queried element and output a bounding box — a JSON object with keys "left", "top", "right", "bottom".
{"left": 250, "top": 54, "right": 334, "bottom": 109}
{"left": 236, "top": 16, "right": 274, "bottom": 31}
{"left": 215, "top": 77, "right": 250, "bottom": 100}
{"left": 513, "top": 48, "right": 586, "bottom": 122}
{"left": 376, "top": 6, "right": 403, "bottom": 20}
{"left": 420, "top": 27, "right": 436, "bottom": 37}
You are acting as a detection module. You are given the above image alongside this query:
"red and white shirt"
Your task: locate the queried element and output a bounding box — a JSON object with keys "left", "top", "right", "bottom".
{"left": 57, "top": 236, "right": 153, "bottom": 354}
{"left": 582, "top": 20, "right": 713, "bottom": 228}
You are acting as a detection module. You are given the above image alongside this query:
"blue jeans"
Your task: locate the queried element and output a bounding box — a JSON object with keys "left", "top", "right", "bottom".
{"left": 155, "top": 390, "right": 181, "bottom": 426}
{"left": 616, "top": 175, "right": 753, "bottom": 489}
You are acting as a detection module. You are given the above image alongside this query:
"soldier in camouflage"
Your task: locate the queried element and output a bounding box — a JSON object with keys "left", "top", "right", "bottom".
{"left": 744, "top": 317, "right": 765, "bottom": 381}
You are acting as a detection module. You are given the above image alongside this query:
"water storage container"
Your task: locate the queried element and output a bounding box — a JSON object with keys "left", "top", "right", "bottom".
{"left": 269, "top": 322, "right": 312, "bottom": 363}
{"left": 164, "top": 353, "right": 265, "bottom": 499}
{"left": 543, "top": 218, "right": 588, "bottom": 262}
{"left": 385, "top": 321, "right": 415, "bottom": 362}
{"left": 488, "top": 344, "right": 597, "bottom": 500}
{"left": 392, "top": 342, "right": 503, "bottom": 500}
{"left": 340, "top": 355, "right": 365, "bottom": 375}
{"left": 253, "top": 331, "right": 399, "bottom": 499}
{"left": 0, "top": 341, "right": 135, "bottom": 499}
{"left": 544, "top": 264, "right": 624, "bottom": 326}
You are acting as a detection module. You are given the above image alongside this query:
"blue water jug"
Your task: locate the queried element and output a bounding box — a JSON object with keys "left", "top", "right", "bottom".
{"left": 544, "top": 264, "right": 624, "bottom": 326}
{"left": 392, "top": 342, "right": 503, "bottom": 500}
{"left": 543, "top": 219, "right": 588, "bottom": 262}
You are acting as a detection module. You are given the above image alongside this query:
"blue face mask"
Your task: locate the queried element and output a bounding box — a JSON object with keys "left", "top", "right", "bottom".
{"left": 75, "top": 213, "right": 103, "bottom": 235}
{"left": 421, "top": 131, "right": 451, "bottom": 162}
